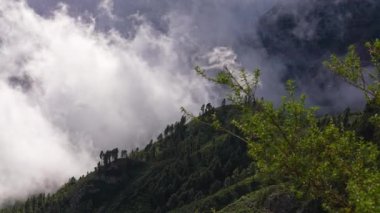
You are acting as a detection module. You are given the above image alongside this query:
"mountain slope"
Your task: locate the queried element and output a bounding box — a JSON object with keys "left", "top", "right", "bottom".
{"left": 1, "top": 104, "right": 338, "bottom": 213}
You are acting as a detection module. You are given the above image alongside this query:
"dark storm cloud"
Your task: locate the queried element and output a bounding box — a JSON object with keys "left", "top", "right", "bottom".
{"left": 257, "top": 0, "right": 380, "bottom": 111}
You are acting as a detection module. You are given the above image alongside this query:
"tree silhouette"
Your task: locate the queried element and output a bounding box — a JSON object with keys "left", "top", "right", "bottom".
{"left": 121, "top": 150, "right": 128, "bottom": 158}
{"left": 111, "top": 148, "right": 119, "bottom": 161}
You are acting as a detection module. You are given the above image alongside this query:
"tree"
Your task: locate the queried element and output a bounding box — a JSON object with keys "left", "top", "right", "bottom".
{"left": 195, "top": 66, "right": 260, "bottom": 105}
{"left": 121, "top": 150, "right": 128, "bottom": 158}
{"left": 192, "top": 47, "right": 380, "bottom": 212}
{"left": 104, "top": 151, "right": 111, "bottom": 165}
{"left": 243, "top": 85, "right": 378, "bottom": 212}
{"left": 324, "top": 40, "right": 380, "bottom": 105}
{"left": 99, "top": 151, "right": 104, "bottom": 163}
{"left": 221, "top": 98, "right": 226, "bottom": 107}
{"left": 324, "top": 40, "right": 380, "bottom": 212}
{"left": 157, "top": 133, "right": 163, "bottom": 141}
{"left": 111, "top": 148, "right": 119, "bottom": 161}
{"left": 200, "top": 104, "right": 205, "bottom": 115}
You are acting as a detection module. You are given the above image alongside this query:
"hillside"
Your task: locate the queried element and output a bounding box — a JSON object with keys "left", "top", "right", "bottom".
{"left": 1, "top": 99, "right": 378, "bottom": 213}
{"left": 0, "top": 104, "right": 328, "bottom": 213}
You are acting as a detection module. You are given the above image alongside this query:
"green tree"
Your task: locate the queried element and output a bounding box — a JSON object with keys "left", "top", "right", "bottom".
{"left": 324, "top": 40, "right": 380, "bottom": 105}
{"left": 193, "top": 48, "right": 380, "bottom": 212}
{"left": 324, "top": 39, "right": 380, "bottom": 213}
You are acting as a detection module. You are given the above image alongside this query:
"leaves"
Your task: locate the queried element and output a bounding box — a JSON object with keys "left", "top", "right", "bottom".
{"left": 325, "top": 40, "right": 380, "bottom": 104}
{"left": 192, "top": 40, "right": 380, "bottom": 212}
{"left": 195, "top": 66, "right": 260, "bottom": 105}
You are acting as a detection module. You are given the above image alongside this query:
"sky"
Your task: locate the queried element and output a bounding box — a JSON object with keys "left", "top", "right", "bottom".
{"left": 0, "top": 0, "right": 378, "bottom": 205}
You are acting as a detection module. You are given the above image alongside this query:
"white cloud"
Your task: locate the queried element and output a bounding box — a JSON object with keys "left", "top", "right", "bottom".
{"left": 203, "top": 47, "right": 240, "bottom": 70}
{"left": 98, "top": 0, "right": 116, "bottom": 20}
{"left": 0, "top": 81, "right": 94, "bottom": 203}
{"left": 0, "top": 0, "right": 210, "bottom": 205}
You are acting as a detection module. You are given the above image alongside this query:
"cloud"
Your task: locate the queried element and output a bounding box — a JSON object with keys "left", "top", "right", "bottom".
{"left": 0, "top": 0, "right": 211, "bottom": 205}
{"left": 98, "top": 0, "right": 116, "bottom": 20}
{"left": 202, "top": 47, "right": 240, "bottom": 70}
{"left": 0, "top": 81, "right": 94, "bottom": 204}
{"left": 24, "top": 0, "right": 378, "bottom": 109}
{"left": 1, "top": 0, "right": 377, "bottom": 205}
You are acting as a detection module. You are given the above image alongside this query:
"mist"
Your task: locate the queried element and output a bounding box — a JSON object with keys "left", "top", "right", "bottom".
{"left": 0, "top": 0, "right": 212, "bottom": 205}
{"left": 0, "top": 0, "right": 378, "bottom": 205}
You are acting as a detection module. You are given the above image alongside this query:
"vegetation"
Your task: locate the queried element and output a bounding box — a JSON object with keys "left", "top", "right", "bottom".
{"left": 0, "top": 106, "right": 258, "bottom": 213}
{"left": 1, "top": 41, "right": 380, "bottom": 212}
{"left": 194, "top": 40, "right": 380, "bottom": 212}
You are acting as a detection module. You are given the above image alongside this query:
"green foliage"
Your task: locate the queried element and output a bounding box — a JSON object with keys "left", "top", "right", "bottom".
{"left": 240, "top": 83, "right": 378, "bottom": 212}
{"left": 219, "top": 185, "right": 297, "bottom": 213}
{"left": 324, "top": 40, "right": 380, "bottom": 212}
{"left": 195, "top": 66, "right": 260, "bottom": 104}
{"left": 324, "top": 39, "right": 380, "bottom": 104}
{"left": 196, "top": 42, "right": 380, "bottom": 212}
{"left": 172, "top": 177, "right": 258, "bottom": 213}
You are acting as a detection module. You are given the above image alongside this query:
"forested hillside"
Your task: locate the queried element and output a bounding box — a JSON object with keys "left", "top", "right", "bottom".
{"left": 1, "top": 41, "right": 380, "bottom": 213}
{"left": 0, "top": 105, "right": 328, "bottom": 213}
{"left": 0, "top": 105, "right": 264, "bottom": 212}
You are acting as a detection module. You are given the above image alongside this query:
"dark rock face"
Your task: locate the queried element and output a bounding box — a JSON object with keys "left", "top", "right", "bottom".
{"left": 257, "top": 0, "right": 380, "bottom": 107}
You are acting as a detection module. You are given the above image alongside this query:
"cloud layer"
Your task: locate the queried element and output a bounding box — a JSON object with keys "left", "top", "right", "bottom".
{"left": 0, "top": 0, "right": 213, "bottom": 204}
